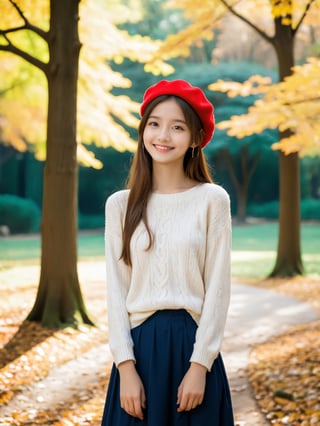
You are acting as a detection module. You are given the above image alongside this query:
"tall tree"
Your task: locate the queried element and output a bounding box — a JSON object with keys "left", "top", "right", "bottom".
{"left": 155, "top": 0, "right": 319, "bottom": 276}
{"left": 211, "top": 58, "right": 320, "bottom": 268}
{"left": 0, "top": 1, "right": 171, "bottom": 164}
{"left": 211, "top": 137, "right": 274, "bottom": 222}
{"left": 204, "top": 62, "right": 277, "bottom": 223}
{"left": 1, "top": 0, "right": 91, "bottom": 327}
{"left": 0, "top": 0, "right": 169, "bottom": 327}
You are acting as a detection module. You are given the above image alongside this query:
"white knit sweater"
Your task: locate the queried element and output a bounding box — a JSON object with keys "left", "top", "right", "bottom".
{"left": 105, "top": 183, "right": 231, "bottom": 371}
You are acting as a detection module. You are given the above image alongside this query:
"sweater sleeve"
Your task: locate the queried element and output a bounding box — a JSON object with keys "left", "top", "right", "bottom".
{"left": 190, "top": 187, "right": 232, "bottom": 371}
{"left": 105, "top": 193, "right": 135, "bottom": 366}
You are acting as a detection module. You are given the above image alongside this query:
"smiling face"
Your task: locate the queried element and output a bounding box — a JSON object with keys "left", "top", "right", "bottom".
{"left": 142, "top": 98, "right": 193, "bottom": 168}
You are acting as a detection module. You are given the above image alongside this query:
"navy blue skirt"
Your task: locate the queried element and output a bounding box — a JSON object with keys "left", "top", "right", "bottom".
{"left": 101, "top": 310, "right": 234, "bottom": 425}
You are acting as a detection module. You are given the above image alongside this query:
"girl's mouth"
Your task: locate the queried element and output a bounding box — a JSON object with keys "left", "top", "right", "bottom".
{"left": 153, "top": 144, "right": 174, "bottom": 152}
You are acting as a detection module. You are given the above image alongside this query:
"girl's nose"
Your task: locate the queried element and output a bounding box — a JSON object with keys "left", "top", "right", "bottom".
{"left": 158, "top": 127, "right": 170, "bottom": 142}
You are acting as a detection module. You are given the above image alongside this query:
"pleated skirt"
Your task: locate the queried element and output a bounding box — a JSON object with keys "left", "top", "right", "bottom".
{"left": 101, "top": 309, "right": 234, "bottom": 426}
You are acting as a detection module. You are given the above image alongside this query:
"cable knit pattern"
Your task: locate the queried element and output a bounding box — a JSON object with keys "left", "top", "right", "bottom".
{"left": 105, "top": 183, "right": 231, "bottom": 371}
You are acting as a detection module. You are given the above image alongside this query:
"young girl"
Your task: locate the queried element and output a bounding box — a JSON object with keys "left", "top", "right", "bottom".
{"left": 101, "top": 79, "right": 234, "bottom": 425}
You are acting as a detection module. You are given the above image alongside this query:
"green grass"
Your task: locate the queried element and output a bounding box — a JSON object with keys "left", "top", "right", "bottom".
{"left": 232, "top": 222, "right": 320, "bottom": 278}
{"left": 0, "top": 223, "right": 319, "bottom": 279}
{"left": 0, "top": 231, "right": 104, "bottom": 265}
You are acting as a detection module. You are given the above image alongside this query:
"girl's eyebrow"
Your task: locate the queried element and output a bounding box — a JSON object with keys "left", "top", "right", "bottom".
{"left": 148, "top": 115, "right": 186, "bottom": 124}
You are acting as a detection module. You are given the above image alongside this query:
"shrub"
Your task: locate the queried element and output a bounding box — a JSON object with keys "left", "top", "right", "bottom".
{"left": 78, "top": 213, "right": 104, "bottom": 230}
{"left": 247, "top": 198, "right": 320, "bottom": 220}
{"left": 301, "top": 198, "right": 320, "bottom": 220}
{"left": 0, "top": 195, "right": 41, "bottom": 234}
{"left": 247, "top": 201, "right": 279, "bottom": 219}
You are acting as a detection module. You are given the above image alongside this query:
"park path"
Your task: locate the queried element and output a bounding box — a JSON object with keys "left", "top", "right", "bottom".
{"left": 222, "top": 283, "right": 319, "bottom": 425}
{"left": 0, "top": 264, "right": 319, "bottom": 425}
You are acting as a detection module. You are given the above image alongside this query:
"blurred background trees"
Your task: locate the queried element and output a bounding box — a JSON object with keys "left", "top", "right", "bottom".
{"left": 154, "top": 0, "right": 320, "bottom": 275}
{"left": 0, "top": 0, "right": 319, "bottom": 303}
{"left": 0, "top": 0, "right": 170, "bottom": 327}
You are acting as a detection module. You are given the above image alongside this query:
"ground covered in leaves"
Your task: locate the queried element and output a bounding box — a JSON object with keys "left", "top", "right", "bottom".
{"left": 248, "top": 277, "right": 320, "bottom": 426}
{"left": 0, "top": 264, "right": 319, "bottom": 425}
{"left": 0, "top": 263, "right": 110, "bottom": 425}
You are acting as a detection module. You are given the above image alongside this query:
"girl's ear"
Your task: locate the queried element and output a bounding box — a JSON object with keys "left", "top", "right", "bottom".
{"left": 192, "top": 129, "right": 204, "bottom": 148}
{"left": 198, "top": 129, "right": 205, "bottom": 147}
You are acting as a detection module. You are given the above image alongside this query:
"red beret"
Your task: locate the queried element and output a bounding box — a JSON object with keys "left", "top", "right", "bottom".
{"left": 140, "top": 79, "right": 215, "bottom": 148}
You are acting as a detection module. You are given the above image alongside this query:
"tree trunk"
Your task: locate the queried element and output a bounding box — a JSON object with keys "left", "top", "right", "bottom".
{"left": 236, "top": 184, "right": 248, "bottom": 223}
{"left": 271, "top": 150, "right": 303, "bottom": 276}
{"left": 223, "top": 147, "right": 259, "bottom": 223}
{"left": 270, "top": 19, "right": 303, "bottom": 276}
{"left": 27, "top": 0, "right": 94, "bottom": 327}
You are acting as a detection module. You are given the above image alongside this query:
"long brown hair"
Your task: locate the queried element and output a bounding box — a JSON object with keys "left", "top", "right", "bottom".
{"left": 121, "top": 95, "right": 213, "bottom": 266}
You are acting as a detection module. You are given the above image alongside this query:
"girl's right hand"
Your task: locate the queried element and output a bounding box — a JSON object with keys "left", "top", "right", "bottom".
{"left": 118, "top": 360, "right": 146, "bottom": 420}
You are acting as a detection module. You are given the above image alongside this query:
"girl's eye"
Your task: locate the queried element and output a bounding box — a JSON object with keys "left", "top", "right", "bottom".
{"left": 148, "top": 121, "right": 158, "bottom": 127}
{"left": 173, "top": 125, "right": 184, "bottom": 131}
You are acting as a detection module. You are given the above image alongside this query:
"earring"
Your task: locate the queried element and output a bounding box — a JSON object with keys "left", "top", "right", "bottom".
{"left": 192, "top": 146, "right": 198, "bottom": 158}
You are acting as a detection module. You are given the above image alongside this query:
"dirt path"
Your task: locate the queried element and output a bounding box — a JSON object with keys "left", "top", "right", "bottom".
{"left": 0, "top": 263, "right": 319, "bottom": 425}
{"left": 0, "top": 345, "right": 111, "bottom": 422}
{"left": 223, "top": 284, "right": 319, "bottom": 425}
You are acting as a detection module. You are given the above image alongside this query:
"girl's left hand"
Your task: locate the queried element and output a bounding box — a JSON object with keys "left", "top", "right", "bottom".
{"left": 177, "top": 362, "right": 207, "bottom": 412}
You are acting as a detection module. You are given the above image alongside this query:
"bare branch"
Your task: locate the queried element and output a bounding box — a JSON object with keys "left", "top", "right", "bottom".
{"left": 5, "top": 0, "right": 48, "bottom": 41}
{"left": 25, "top": 22, "right": 48, "bottom": 41}
{"left": 0, "top": 23, "right": 48, "bottom": 41}
{"left": 0, "top": 25, "right": 25, "bottom": 35}
{"left": 0, "top": 1, "right": 49, "bottom": 74}
{"left": 248, "top": 153, "right": 260, "bottom": 180}
{"left": 223, "top": 149, "right": 240, "bottom": 191}
{"left": 294, "top": 0, "right": 315, "bottom": 34}
{"left": 0, "top": 35, "right": 48, "bottom": 74}
{"left": 219, "top": 0, "right": 274, "bottom": 45}
{"left": 9, "top": 0, "right": 26, "bottom": 21}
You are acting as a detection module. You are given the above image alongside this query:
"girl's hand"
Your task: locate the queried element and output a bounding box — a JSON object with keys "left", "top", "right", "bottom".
{"left": 177, "top": 362, "right": 207, "bottom": 412}
{"left": 118, "top": 360, "right": 146, "bottom": 420}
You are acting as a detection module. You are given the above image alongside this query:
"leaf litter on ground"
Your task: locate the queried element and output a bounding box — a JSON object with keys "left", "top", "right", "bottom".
{"left": 0, "top": 265, "right": 319, "bottom": 425}
{"left": 247, "top": 276, "right": 320, "bottom": 426}
{"left": 0, "top": 266, "right": 109, "bottom": 425}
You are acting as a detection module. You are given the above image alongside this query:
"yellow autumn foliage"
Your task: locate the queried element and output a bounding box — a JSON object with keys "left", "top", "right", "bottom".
{"left": 210, "top": 58, "right": 320, "bottom": 156}
{"left": 159, "top": 0, "right": 320, "bottom": 60}
{"left": 159, "top": 0, "right": 320, "bottom": 159}
{"left": 0, "top": 57, "right": 47, "bottom": 152}
{"left": 0, "top": 0, "right": 50, "bottom": 29}
{"left": 147, "top": 1, "right": 224, "bottom": 64}
{"left": 0, "top": 0, "right": 172, "bottom": 168}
